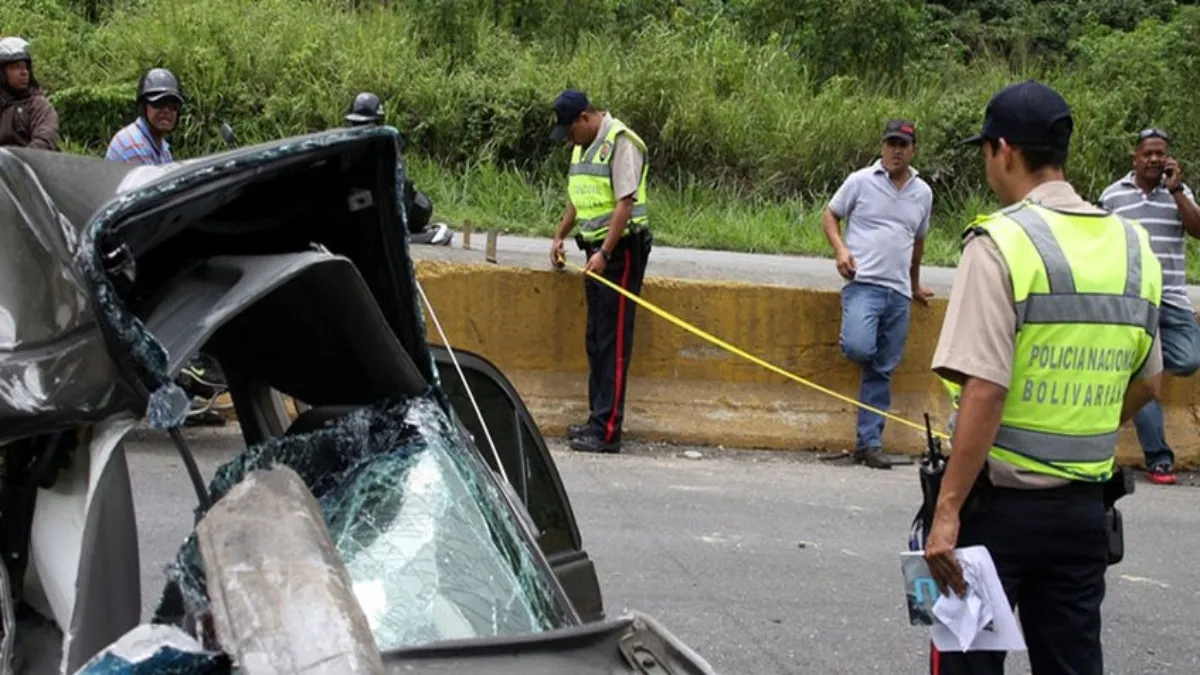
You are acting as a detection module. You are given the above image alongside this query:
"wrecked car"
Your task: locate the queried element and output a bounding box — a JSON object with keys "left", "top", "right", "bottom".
{"left": 0, "top": 127, "right": 717, "bottom": 674}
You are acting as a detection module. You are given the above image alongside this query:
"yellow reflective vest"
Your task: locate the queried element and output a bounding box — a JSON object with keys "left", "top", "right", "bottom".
{"left": 938, "top": 201, "right": 1161, "bottom": 483}
{"left": 567, "top": 117, "right": 649, "bottom": 244}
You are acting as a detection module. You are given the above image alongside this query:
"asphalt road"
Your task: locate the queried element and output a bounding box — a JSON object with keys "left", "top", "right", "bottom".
{"left": 126, "top": 428, "right": 1197, "bottom": 675}
{"left": 410, "top": 234, "right": 1200, "bottom": 306}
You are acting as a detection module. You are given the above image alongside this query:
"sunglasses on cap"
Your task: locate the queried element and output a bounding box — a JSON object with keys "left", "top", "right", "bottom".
{"left": 1138, "top": 128, "right": 1170, "bottom": 142}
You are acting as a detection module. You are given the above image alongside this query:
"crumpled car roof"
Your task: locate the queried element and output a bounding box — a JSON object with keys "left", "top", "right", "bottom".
{"left": 0, "top": 126, "right": 433, "bottom": 440}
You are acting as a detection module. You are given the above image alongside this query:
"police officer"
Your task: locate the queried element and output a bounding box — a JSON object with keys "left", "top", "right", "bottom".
{"left": 105, "top": 67, "right": 184, "bottom": 165}
{"left": 924, "top": 80, "right": 1163, "bottom": 674}
{"left": 549, "top": 89, "right": 652, "bottom": 454}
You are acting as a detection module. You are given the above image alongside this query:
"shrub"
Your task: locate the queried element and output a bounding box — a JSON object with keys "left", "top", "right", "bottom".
{"left": 8, "top": 0, "right": 1200, "bottom": 277}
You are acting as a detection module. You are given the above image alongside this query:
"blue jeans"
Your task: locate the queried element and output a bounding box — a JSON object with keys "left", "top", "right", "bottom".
{"left": 1132, "top": 302, "right": 1200, "bottom": 470}
{"left": 839, "top": 281, "right": 912, "bottom": 450}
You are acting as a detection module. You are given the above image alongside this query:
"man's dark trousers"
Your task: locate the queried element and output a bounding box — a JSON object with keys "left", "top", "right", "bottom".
{"left": 932, "top": 483, "right": 1108, "bottom": 675}
{"left": 582, "top": 228, "right": 652, "bottom": 445}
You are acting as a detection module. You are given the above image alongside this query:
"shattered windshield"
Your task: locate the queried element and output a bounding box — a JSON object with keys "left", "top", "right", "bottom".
{"left": 326, "top": 426, "right": 563, "bottom": 647}
{"left": 161, "top": 393, "right": 572, "bottom": 650}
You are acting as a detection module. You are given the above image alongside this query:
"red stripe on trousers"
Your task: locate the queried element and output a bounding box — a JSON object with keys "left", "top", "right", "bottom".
{"left": 605, "top": 247, "right": 633, "bottom": 443}
{"left": 931, "top": 642, "right": 941, "bottom": 675}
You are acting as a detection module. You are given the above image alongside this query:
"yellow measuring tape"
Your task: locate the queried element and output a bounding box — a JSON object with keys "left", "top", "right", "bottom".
{"left": 557, "top": 254, "right": 952, "bottom": 442}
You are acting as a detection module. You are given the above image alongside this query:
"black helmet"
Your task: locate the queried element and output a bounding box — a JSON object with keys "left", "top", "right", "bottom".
{"left": 0, "top": 36, "right": 31, "bottom": 67}
{"left": 345, "top": 92, "right": 384, "bottom": 125}
{"left": 137, "top": 67, "right": 184, "bottom": 105}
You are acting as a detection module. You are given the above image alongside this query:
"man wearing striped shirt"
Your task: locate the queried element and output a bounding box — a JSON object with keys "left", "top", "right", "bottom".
{"left": 1098, "top": 128, "right": 1200, "bottom": 485}
{"left": 104, "top": 68, "right": 182, "bottom": 166}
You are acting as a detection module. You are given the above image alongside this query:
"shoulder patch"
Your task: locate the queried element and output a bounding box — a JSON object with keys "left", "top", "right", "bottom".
{"left": 964, "top": 212, "right": 995, "bottom": 232}
{"left": 960, "top": 225, "right": 988, "bottom": 246}
{"left": 597, "top": 140, "right": 613, "bottom": 162}
{"left": 960, "top": 211, "right": 1000, "bottom": 250}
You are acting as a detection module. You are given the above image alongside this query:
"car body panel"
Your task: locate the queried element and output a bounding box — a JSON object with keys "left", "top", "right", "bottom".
{"left": 27, "top": 413, "right": 141, "bottom": 674}
{"left": 381, "top": 611, "right": 718, "bottom": 674}
{"left": 0, "top": 150, "right": 135, "bottom": 442}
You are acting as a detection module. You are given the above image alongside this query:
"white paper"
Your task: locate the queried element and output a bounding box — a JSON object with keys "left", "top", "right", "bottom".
{"left": 931, "top": 559, "right": 993, "bottom": 650}
{"left": 929, "top": 546, "right": 1026, "bottom": 652}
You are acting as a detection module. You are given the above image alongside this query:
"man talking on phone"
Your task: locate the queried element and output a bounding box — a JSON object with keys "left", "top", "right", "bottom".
{"left": 1098, "top": 128, "right": 1200, "bottom": 485}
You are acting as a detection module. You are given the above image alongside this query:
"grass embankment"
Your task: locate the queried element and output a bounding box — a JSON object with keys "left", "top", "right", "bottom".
{"left": 8, "top": 0, "right": 1200, "bottom": 276}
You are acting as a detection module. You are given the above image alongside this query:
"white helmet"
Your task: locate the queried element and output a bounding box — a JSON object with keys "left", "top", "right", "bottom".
{"left": 0, "top": 37, "right": 32, "bottom": 67}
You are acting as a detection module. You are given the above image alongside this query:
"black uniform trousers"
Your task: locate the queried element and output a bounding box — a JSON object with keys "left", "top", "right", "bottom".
{"left": 931, "top": 481, "right": 1108, "bottom": 675}
{"left": 581, "top": 227, "right": 652, "bottom": 444}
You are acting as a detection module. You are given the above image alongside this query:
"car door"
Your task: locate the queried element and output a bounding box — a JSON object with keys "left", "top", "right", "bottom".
{"left": 428, "top": 345, "right": 604, "bottom": 624}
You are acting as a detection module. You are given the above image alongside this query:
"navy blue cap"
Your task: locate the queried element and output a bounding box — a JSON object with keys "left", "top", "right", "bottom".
{"left": 550, "top": 89, "right": 589, "bottom": 142}
{"left": 961, "top": 80, "right": 1073, "bottom": 150}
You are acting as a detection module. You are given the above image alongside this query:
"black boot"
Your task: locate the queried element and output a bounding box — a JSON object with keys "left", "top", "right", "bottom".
{"left": 568, "top": 433, "right": 620, "bottom": 454}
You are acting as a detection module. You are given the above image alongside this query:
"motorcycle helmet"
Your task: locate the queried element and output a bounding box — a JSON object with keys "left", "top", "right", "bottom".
{"left": 137, "top": 67, "right": 185, "bottom": 105}
{"left": 0, "top": 36, "right": 32, "bottom": 67}
{"left": 345, "top": 91, "right": 384, "bottom": 125}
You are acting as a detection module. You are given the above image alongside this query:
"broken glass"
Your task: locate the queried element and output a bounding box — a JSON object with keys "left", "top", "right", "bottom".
{"left": 160, "top": 392, "right": 571, "bottom": 651}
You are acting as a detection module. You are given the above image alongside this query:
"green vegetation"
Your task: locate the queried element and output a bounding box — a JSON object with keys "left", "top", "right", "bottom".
{"left": 8, "top": 0, "right": 1200, "bottom": 276}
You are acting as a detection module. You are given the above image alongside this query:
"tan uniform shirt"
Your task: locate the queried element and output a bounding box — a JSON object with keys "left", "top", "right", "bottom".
{"left": 595, "top": 113, "right": 645, "bottom": 202}
{"left": 932, "top": 180, "right": 1164, "bottom": 488}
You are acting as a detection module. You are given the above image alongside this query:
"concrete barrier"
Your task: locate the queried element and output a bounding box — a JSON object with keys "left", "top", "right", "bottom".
{"left": 415, "top": 259, "right": 1200, "bottom": 469}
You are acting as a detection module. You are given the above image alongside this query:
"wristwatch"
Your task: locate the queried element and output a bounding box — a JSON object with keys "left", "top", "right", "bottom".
{"left": 599, "top": 248, "right": 611, "bottom": 261}
{"left": 1170, "top": 184, "right": 1184, "bottom": 194}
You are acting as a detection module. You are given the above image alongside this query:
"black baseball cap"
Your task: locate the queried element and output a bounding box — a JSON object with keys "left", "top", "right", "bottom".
{"left": 961, "top": 79, "right": 1073, "bottom": 150}
{"left": 550, "top": 89, "right": 589, "bottom": 142}
{"left": 883, "top": 119, "right": 916, "bottom": 143}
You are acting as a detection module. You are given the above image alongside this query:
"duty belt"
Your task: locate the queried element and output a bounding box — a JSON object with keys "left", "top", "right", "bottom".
{"left": 575, "top": 224, "right": 648, "bottom": 252}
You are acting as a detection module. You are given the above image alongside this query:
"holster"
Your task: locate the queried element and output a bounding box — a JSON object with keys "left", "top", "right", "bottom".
{"left": 1106, "top": 507, "right": 1124, "bottom": 565}
{"left": 1103, "top": 464, "right": 1135, "bottom": 508}
{"left": 1102, "top": 466, "right": 1134, "bottom": 566}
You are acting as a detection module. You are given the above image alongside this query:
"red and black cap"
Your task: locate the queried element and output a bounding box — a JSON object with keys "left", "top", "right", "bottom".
{"left": 883, "top": 119, "right": 916, "bottom": 143}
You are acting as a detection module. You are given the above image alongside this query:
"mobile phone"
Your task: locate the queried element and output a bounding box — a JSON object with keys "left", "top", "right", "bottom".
{"left": 1161, "top": 158, "right": 1175, "bottom": 187}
